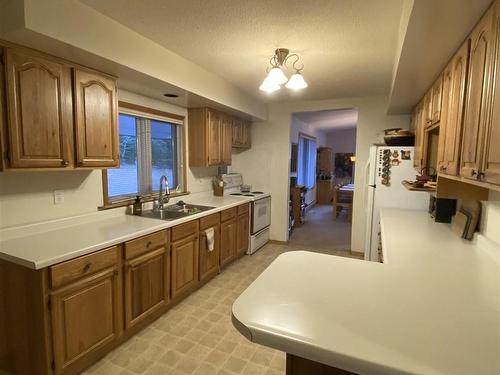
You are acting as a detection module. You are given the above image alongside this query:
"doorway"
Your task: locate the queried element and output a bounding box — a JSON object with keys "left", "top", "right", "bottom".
{"left": 288, "top": 109, "right": 358, "bottom": 254}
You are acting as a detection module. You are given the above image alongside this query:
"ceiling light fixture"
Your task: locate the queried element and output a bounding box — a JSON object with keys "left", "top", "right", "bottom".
{"left": 259, "top": 48, "right": 308, "bottom": 93}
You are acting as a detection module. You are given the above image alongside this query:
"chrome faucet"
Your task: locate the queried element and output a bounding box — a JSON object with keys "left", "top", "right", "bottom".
{"left": 158, "top": 175, "right": 171, "bottom": 210}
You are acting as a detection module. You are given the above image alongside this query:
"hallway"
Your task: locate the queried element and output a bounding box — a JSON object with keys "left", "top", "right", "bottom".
{"left": 289, "top": 204, "right": 358, "bottom": 255}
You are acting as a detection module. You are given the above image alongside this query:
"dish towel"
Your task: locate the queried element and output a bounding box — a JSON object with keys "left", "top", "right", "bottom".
{"left": 205, "top": 227, "right": 215, "bottom": 251}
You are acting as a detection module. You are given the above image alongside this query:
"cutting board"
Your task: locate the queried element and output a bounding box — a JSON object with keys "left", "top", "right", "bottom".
{"left": 451, "top": 200, "right": 481, "bottom": 240}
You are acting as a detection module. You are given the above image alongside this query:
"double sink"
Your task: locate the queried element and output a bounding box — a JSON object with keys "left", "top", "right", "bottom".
{"left": 140, "top": 201, "right": 215, "bottom": 221}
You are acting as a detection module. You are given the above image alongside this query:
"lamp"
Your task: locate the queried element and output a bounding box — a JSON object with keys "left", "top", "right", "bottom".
{"left": 259, "top": 48, "right": 308, "bottom": 93}
{"left": 285, "top": 72, "right": 308, "bottom": 90}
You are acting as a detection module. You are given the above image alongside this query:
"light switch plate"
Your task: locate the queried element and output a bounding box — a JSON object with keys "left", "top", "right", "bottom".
{"left": 53, "top": 190, "right": 65, "bottom": 205}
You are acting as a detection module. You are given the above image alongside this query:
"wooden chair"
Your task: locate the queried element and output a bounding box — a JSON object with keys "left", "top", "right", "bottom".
{"left": 332, "top": 185, "right": 353, "bottom": 222}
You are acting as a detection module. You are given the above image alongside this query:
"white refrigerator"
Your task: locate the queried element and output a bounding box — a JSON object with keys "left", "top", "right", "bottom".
{"left": 364, "top": 145, "right": 429, "bottom": 261}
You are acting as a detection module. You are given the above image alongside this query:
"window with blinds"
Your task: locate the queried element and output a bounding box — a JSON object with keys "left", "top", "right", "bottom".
{"left": 106, "top": 109, "right": 184, "bottom": 201}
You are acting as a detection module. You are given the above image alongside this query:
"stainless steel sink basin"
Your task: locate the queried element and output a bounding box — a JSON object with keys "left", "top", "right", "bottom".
{"left": 164, "top": 202, "right": 215, "bottom": 214}
{"left": 140, "top": 201, "right": 215, "bottom": 221}
{"left": 140, "top": 210, "right": 189, "bottom": 221}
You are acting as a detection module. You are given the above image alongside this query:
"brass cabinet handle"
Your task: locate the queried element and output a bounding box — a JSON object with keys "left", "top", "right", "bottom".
{"left": 146, "top": 241, "right": 153, "bottom": 248}
{"left": 83, "top": 263, "right": 91, "bottom": 273}
{"left": 61, "top": 160, "right": 69, "bottom": 167}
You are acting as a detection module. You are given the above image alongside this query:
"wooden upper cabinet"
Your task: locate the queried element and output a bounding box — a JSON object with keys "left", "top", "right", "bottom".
{"left": 232, "top": 118, "right": 251, "bottom": 148}
{"left": 4, "top": 48, "right": 74, "bottom": 168}
{"left": 483, "top": 0, "right": 500, "bottom": 185}
{"left": 439, "top": 40, "right": 471, "bottom": 176}
{"left": 461, "top": 7, "right": 494, "bottom": 180}
{"left": 188, "top": 107, "right": 248, "bottom": 167}
{"left": 414, "top": 103, "right": 425, "bottom": 170}
{"left": 221, "top": 115, "right": 232, "bottom": 165}
{"left": 207, "top": 109, "right": 223, "bottom": 166}
{"left": 431, "top": 75, "right": 443, "bottom": 124}
{"left": 51, "top": 264, "right": 121, "bottom": 373}
{"left": 437, "top": 66, "right": 452, "bottom": 172}
{"left": 74, "top": 68, "right": 119, "bottom": 168}
{"left": 423, "top": 90, "right": 433, "bottom": 127}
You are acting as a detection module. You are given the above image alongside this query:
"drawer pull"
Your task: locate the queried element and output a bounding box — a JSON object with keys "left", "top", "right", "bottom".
{"left": 146, "top": 241, "right": 153, "bottom": 248}
{"left": 83, "top": 263, "right": 91, "bottom": 273}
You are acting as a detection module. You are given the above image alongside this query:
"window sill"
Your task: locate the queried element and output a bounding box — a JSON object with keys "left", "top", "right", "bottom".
{"left": 99, "top": 191, "right": 191, "bottom": 210}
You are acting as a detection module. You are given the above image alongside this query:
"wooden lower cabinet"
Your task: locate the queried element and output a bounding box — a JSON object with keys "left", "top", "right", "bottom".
{"left": 0, "top": 210, "right": 254, "bottom": 374}
{"left": 236, "top": 212, "right": 250, "bottom": 257}
{"left": 51, "top": 267, "right": 122, "bottom": 374}
{"left": 124, "top": 247, "right": 170, "bottom": 328}
{"left": 171, "top": 223, "right": 199, "bottom": 299}
{"left": 220, "top": 216, "right": 237, "bottom": 266}
{"left": 199, "top": 213, "right": 221, "bottom": 282}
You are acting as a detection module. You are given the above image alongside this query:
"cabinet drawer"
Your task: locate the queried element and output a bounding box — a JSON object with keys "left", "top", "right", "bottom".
{"left": 221, "top": 207, "right": 237, "bottom": 222}
{"left": 200, "top": 213, "right": 220, "bottom": 230}
{"left": 237, "top": 203, "right": 249, "bottom": 216}
{"left": 50, "top": 246, "right": 118, "bottom": 289}
{"left": 172, "top": 220, "right": 199, "bottom": 242}
{"left": 124, "top": 230, "right": 169, "bottom": 260}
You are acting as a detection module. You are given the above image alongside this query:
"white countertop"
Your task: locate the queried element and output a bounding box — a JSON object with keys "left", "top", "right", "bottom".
{"left": 0, "top": 193, "right": 252, "bottom": 269}
{"left": 232, "top": 209, "right": 500, "bottom": 375}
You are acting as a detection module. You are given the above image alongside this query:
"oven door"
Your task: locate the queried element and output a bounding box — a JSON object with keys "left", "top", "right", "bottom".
{"left": 252, "top": 196, "right": 271, "bottom": 234}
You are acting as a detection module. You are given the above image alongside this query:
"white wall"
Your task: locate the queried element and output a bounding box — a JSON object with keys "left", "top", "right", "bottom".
{"left": 326, "top": 128, "right": 357, "bottom": 154}
{"left": 289, "top": 116, "right": 327, "bottom": 205}
{"left": 232, "top": 96, "right": 410, "bottom": 252}
{"left": 0, "top": 89, "right": 218, "bottom": 228}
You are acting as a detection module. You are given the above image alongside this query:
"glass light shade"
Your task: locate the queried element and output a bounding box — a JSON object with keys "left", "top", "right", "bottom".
{"left": 267, "top": 67, "right": 288, "bottom": 85}
{"left": 285, "top": 72, "right": 308, "bottom": 90}
{"left": 259, "top": 77, "right": 280, "bottom": 93}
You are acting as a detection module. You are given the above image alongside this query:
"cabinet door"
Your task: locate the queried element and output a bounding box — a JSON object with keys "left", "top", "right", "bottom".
{"left": 442, "top": 40, "right": 470, "bottom": 176}
{"left": 221, "top": 115, "right": 232, "bottom": 165}
{"left": 4, "top": 49, "right": 73, "bottom": 168}
{"left": 207, "top": 110, "right": 222, "bottom": 166}
{"left": 220, "top": 219, "right": 237, "bottom": 266}
{"left": 431, "top": 75, "right": 443, "bottom": 124}
{"left": 171, "top": 234, "right": 199, "bottom": 298}
{"left": 74, "top": 68, "right": 119, "bottom": 168}
{"left": 232, "top": 118, "right": 242, "bottom": 146}
{"left": 483, "top": 2, "right": 500, "bottom": 185}
{"left": 437, "top": 65, "right": 453, "bottom": 172}
{"left": 236, "top": 214, "right": 249, "bottom": 257}
{"left": 124, "top": 247, "right": 170, "bottom": 328}
{"left": 414, "top": 103, "right": 425, "bottom": 170}
{"left": 199, "top": 223, "right": 220, "bottom": 282}
{"left": 51, "top": 268, "right": 121, "bottom": 373}
{"left": 423, "top": 91, "right": 433, "bottom": 128}
{"left": 461, "top": 8, "right": 493, "bottom": 179}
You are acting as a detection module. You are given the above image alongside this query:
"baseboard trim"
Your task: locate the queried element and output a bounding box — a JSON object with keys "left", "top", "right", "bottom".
{"left": 268, "top": 240, "right": 289, "bottom": 245}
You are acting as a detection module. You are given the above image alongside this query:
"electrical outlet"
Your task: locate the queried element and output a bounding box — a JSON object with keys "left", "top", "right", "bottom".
{"left": 53, "top": 190, "right": 65, "bottom": 205}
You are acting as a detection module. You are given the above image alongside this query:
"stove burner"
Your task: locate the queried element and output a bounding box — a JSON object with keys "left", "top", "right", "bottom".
{"left": 230, "top": 193, "right": 243, "bottom": 196}
{"left": 243, "top": 194, "right": 254, "bottom": 196}
{"left": 251, "top": 191, "right": 264, "bottom": 194}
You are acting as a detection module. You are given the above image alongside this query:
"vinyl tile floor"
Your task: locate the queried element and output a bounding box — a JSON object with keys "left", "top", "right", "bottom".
{"left": 83, "top": 243, "right": 361, "bottom": 375}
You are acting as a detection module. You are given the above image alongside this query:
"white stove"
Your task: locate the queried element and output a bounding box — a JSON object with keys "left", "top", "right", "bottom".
{"left": 221, "top": 174, "right": 271, "bottom": 254}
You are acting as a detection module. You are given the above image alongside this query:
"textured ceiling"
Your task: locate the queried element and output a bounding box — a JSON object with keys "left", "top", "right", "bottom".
{"left": 81, "top": 0, "right": 404, "bottom": 102}
{"left": 294, "top": 109, "right": 358, "bottom": 132}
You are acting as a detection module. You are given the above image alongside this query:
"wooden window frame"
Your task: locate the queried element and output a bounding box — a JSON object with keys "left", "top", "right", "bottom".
{"left": 101, "top": 101, "right": 188, "bottom": 209}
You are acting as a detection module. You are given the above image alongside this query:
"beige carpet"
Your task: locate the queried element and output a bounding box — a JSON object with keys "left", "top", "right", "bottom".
{"left": 289, "top": 204, "right": 354, "bottom": 253}
{"left": 82, "top": 243, "right": 361, "bottom": 375}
